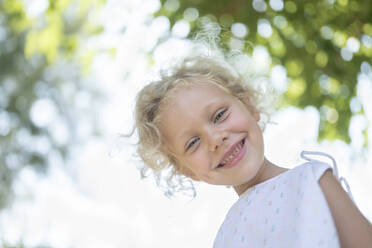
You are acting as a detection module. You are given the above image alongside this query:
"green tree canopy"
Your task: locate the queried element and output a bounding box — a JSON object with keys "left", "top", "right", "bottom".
{"left": 154, "top": 0, "right": 372, "bottom": 145}
{"left": 0, "top": 0, "right": 105, "bottom": 211}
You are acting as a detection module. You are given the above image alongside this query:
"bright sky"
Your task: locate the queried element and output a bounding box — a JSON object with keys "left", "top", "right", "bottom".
{"left": 1, "top": 0, "right": 372, "bottom": 247}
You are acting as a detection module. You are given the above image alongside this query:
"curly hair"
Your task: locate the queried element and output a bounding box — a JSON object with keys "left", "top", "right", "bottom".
{"left": 132, "top": 54, "right": 273, "bottom": 197}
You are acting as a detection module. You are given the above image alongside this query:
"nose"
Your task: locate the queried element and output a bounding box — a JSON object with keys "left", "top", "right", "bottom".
{"left": 207, "top": 130, "right": 228, "bottom": 152}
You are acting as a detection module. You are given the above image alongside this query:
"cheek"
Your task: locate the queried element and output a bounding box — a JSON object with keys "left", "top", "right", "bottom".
{"left": 227, "top": 112, "right": 251, "bottom": 128}
{"left": 179, "top": 153, "right": 213, "bottom": 182}
{"left": 184, "top": 150, "right": 209, "bottom": 171}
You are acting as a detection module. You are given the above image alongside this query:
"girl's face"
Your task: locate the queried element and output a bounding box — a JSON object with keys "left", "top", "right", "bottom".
{"left": 158, "top": 82, "right": 265, "bottom": 187}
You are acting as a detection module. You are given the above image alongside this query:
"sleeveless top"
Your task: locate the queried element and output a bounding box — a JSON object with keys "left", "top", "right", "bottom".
{"left": 213, "top": 151, "right": 354, "bottom": 248}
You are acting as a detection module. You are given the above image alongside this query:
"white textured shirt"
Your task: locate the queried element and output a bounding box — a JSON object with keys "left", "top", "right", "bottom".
{"left": 213, "top": 151, "right": 353, "bottom": 248}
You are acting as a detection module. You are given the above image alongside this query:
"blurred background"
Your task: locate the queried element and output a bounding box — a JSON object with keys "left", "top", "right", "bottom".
{"left": 0, "top": 0, "right": 372, "bottom": 247}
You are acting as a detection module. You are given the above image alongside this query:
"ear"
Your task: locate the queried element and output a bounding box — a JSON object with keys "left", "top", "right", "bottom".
{"left": 248, "top": 106, "right": 260, "bottom": 122}
{"left": 253, "top": 110, "right": 261, "bottom": 122}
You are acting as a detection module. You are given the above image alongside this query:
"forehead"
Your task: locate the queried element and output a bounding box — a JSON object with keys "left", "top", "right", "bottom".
{"left": 161, "top": 82, "right": 231, "bottom": 116}
{"left": 163, "top": 81, "right": 231, "bottom": 108}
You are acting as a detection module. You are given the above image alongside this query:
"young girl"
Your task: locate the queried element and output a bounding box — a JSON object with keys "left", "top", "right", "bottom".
{"left": 132, "top": 55, "right": 372, "bottom": 247}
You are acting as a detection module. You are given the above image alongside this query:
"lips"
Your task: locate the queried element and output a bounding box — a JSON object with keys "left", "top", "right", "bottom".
{"left": 217, "top": 138, "right": 246, "bottom": 168}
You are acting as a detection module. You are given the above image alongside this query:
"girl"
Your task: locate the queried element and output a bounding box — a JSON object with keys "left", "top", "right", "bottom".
{"left": 132, "top": 55, "right": 372, "bottom": 247}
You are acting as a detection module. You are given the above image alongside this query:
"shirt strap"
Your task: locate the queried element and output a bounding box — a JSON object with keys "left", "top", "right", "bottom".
{"left": 300, "top": 150, "right": 355, "bottom": 203}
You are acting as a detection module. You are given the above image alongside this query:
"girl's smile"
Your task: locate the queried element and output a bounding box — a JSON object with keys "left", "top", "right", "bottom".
{"left": 158, "top": 81, "right": 278, "bottom": 191}
{"left": 217, "top": 138, "right": 247, "bottom": 169}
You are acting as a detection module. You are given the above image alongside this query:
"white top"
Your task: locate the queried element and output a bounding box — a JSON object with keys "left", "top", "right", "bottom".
{"left": 213, "top": 151, "right": 354, "bottom": 248}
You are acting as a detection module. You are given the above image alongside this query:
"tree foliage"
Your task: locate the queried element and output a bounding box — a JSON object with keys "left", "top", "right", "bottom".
{"left": 0, "top": 0, "right": 104, "bottom": 211}
{"left": 154, "top": 0, "right": 372, "bottom": 145}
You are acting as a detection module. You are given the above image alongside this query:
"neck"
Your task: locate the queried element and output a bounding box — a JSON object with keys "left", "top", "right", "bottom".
{"left": 233, "top": 157, "right": 288, "bottom": 196}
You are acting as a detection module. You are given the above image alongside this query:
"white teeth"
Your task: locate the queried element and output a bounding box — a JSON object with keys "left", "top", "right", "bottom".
{"left": 222, "top": 141, "right": 243, "bottom": 165}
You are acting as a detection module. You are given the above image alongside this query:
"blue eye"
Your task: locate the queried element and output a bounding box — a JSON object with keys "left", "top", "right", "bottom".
{"left": 214, "top": 109, "right": 227, "bottom": 123}
{"left": 187, "top": 137, "right": 200, "bottom": 151}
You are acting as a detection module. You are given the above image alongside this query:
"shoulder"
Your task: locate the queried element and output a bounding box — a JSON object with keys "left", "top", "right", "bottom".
{"left": 286, "top": 160, "right": 330, "bottom": 182}
{"left": 319, "top": 170, "right": 372, "bottom": 248}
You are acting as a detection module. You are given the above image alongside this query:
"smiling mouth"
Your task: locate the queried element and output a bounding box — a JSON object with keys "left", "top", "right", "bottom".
{"left": 217, "top": 139, "right": 245, "bottom": 168}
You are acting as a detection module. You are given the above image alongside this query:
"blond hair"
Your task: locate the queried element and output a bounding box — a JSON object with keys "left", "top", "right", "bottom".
{"left": 133, "top": 55, "right": 273, "bottom": 197}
